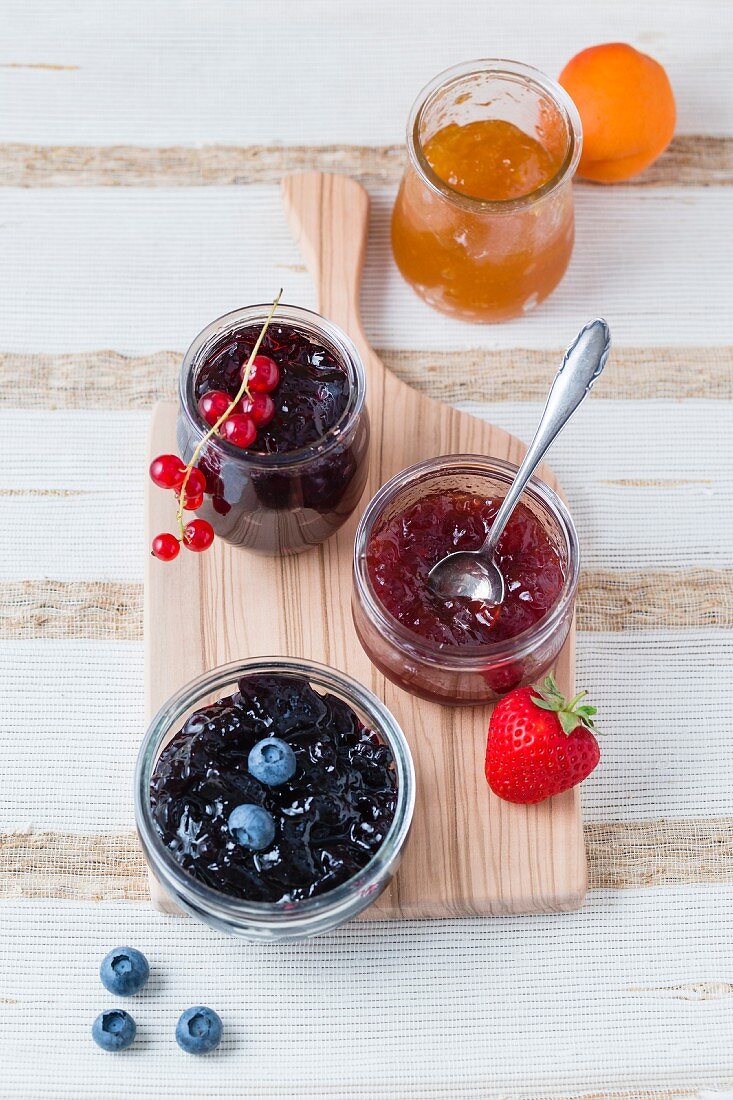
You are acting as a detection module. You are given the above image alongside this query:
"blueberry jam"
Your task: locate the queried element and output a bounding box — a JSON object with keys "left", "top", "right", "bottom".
{"left": 195, "top": 323, "right": 351, "bottom": 454}
{"left": 177, "top": 313, "right": 369, "bottom": 554}
{"left": 366, "top": 491, "right": 565, "bottom": 648}
{"left": 149, "top": 674, "right": 397, "bottom": 904}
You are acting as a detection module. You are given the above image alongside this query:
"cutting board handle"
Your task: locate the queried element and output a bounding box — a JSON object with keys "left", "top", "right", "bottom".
{"left": 281, "top": 172, "right": 375, "bottom": 374}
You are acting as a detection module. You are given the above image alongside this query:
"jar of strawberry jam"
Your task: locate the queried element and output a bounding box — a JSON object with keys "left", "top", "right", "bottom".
{"left": 352, "top": 456, "right": 579, "bottom": 706}
{"left": 392, "top": 60, "right": 582, "bottom": 322}
{"left": 177, "top": 305, "right": 369, "bottom": 555}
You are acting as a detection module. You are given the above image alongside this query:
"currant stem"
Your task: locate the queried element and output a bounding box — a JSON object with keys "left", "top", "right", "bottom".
{"left": 175, "top": 289, "right": 283, "bottom": 541}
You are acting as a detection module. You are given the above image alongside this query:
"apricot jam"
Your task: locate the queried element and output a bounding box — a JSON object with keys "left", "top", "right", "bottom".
{"left": 422, "top": 120, "right": 562, "bottom": 202}
{"left": 391, "top": 61, "right": 582, "bottom": 323}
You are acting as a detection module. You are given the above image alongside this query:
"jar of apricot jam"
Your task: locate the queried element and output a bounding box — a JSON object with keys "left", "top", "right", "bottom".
{"left": 392, "top": 60, "right": 583, "bottom": 322}
{"left": 177, "top": 305, "right": 369, "bottom": 555}
{"left": 352, "top": 456, "right": 579, "bottom": 706}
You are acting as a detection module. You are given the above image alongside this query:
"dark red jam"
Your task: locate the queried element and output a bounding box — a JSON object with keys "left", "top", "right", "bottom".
{"left": 177, "top": 317, "right": 369, "bottom": 554}
{"left": 149, "top": 674, "right": 397, "bottom": 904}
{"left": 366, "top": 491, "right": 565, "bottom": 648}
{"left": 194, "top": 323, "right": 351, "bottom": 454}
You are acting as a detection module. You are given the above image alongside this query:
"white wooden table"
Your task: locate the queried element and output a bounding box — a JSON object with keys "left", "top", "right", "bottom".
{"left": 1, "top": 2, "right": 731, "bottom": 1096}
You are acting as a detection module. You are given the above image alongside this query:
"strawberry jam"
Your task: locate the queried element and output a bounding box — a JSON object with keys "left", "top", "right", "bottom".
{"left": 149, "top": 674, "right": 397, "bottom": 904}
{"left": 366, "top": 491, "right": 565, "bottom": 648}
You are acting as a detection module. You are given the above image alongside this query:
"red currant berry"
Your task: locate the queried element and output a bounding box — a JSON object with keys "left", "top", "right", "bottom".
{"left": 149, "top": 454, "right": 186, "bottom": 490}
{"left": 212, "top": 495, "right": 231, "bottom": 515}
{"left": 181, "top": 491, "right": 204, "bottom": 511}
{"left": 238, "top": 392, "right": 275, "bottom": 427}
{"left": 183, "top": 519, "right": 215, "bottom": 552}
{"left": 151, "top": 533, "right": 180, "bottom": 561}
{"left": 182, "top": 467, "right": 206, "bottom": 496}
{"left": 220, "top": 414, "right": 257, "bottom": 448}
{"left": 198, "top": 389, "right": 232, "bottom": 426}
{"left": 243, "top": 354, "right": 280, "bottom": 393}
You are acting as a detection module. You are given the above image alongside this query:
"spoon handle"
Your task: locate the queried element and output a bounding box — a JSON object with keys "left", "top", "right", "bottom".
{"left": 481, "top": 318, "right": 611, "bottom": 554}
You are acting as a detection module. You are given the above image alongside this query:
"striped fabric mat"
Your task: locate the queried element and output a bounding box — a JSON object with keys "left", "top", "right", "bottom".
{"left": 2, "top": 1, "right": 732, "bottom": 1096}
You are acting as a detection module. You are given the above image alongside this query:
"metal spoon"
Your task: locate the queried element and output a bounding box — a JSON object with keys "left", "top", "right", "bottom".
{"left": 427, "top": 318, "right": 611, "bottom": 606}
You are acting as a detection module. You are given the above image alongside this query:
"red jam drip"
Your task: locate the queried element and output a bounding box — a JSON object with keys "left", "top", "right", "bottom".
{"left": 366, "top": 491, "right": 565, "bottom": 647}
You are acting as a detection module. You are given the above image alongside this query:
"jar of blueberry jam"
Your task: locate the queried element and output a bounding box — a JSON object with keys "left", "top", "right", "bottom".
{"left": 177, "top": 305, "right": 370, "bottom": 555}
{"left": 352, "top": 456, "right": 579, "bottom": 706}
{"left": 135, "top": 658, "right": 414, "bottom": 941}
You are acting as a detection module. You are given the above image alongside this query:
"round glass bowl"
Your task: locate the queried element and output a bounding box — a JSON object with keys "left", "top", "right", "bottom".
{"left": 391, "top": 59, "right": 582, "bottom": 322}
{"left": 135, "top": 657, "right": 415, "bottom": 942}
{"left": 177, "top": 304, "right": 370, "bottom": 555}
{"left": 352, "top": 456, "right": 580, "bottom": 706}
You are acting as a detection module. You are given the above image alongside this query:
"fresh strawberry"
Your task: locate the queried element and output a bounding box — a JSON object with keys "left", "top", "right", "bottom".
{"left": 485, "top": 673, "right": 600, "bottom": 804}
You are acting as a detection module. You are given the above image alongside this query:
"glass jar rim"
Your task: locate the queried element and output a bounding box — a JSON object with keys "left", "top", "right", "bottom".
{"left": 353, "top": 454, "right": 580, "bottom": 671}
{"left": 407, "top": 58, "right": 583, "bottom": 214}
{"left": 135, "top": 657, "right": 415, "bottom": 932}
{"left": 179, "top": 303, "right": 367, "bottom": 471}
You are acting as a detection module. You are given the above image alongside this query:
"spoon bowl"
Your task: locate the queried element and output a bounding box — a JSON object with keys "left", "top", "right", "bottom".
{"left": 429, "top": 549, "right": 507, "bottom": 604}
{"left": 428, "top": 318, "right": 611, "bottom": 607}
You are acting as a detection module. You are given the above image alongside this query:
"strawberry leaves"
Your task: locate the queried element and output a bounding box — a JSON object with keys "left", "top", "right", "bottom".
{"left": 531, "top": 673, "right": 598, "bottom": 737}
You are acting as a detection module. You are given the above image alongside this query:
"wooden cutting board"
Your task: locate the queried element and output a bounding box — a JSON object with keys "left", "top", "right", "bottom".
{"left": 145, "top": 172, "right": 587, "bottom": 919}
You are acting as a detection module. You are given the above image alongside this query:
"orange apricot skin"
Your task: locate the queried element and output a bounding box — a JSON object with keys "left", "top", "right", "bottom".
{"left": 559, "top": 42, "right": 676, "bottom": 183}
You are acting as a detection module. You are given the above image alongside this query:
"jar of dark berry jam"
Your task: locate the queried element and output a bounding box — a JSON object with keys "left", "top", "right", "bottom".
{"left": 352, "top": 456, "right": 580, "bottom": 706}
{"left": 177, "top": 305, "right": 369, "bottom": 555}
{"left": 135, "top": 657, "right": 414, "bottom": 941}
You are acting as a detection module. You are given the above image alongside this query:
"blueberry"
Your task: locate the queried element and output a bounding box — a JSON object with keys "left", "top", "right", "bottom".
{"left": 248, "top": 737, "right": 296, "bottom": 786}
{"left": 228, "top": 803, "right": 275, "bottom": 850}
{"left": 99, "top": 947, "right": 149, "bottom": 996}
{"left": 92, "top": 1009, "right": 136, "bottom": 1052}
{"left": 175, "top": 1006, "right": 222, "bottom": 1055}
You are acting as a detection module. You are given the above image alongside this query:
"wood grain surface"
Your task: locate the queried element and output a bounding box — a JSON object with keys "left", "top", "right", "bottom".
{"left": 145, "top": 172, "right": 585, "bottom": 919}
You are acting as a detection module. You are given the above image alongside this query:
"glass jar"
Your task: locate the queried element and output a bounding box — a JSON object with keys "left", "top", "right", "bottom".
{"left": 352, "top": 456, "right": 579, "bottom": 706}
{"left": 391, "top": 60, "right": 582, "bottom": 322}
{"left": 135, "top": 657, "right": 415, "bottom": 941}
{"left": 177, "top": 305, "right": 370, "bottom": 555}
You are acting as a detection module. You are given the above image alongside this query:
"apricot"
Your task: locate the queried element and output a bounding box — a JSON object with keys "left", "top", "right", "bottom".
{"left": 559, "top": 43, "right": 676, "bottom": 183}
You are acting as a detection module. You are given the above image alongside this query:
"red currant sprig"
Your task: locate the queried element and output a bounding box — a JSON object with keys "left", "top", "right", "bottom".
{"left": 198, "top": 390, "right": 231, "bottom": 426}
{"left": 183, "top": 519, "right": 215, "bottom": 552}
{"left": 151, "top": 532, "right": 181, "bottom": 562}
{"left": 220, "top": 413, "right": 257, "bottom": 448}
{"left": 238, "top": 391, "right": 275, "bottom": 427}
{"left": 149, "top": 290, "right": 282, "bottom": 563}
{"left": 149, "top": 454, "right": 186, "bottom": 490}
{"left": 244, "top": 354, "right": 281, "bottom": 394}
